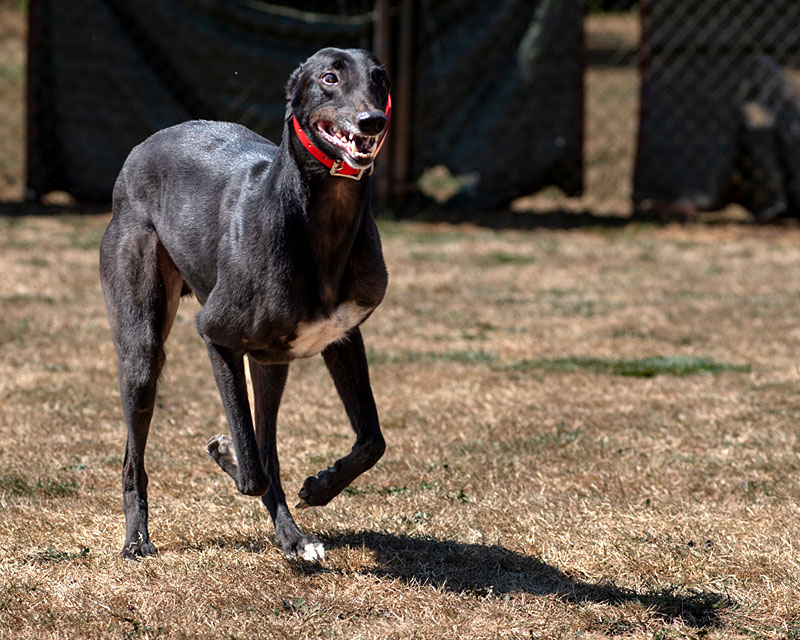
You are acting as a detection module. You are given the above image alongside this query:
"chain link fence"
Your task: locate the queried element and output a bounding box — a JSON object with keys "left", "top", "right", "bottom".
{"left": 636, "top": 0, "right": 800, "bottom": 221}
{"left": 514, "top": 4, "right": 640, "bottom": 218}
{"left": 2, "top": 1, "right": 800, "bottom": 219}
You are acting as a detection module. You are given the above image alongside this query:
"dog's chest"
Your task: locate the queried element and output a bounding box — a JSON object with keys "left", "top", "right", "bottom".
{"left": 288, "top": 301, "right": 371, "bottom": 358}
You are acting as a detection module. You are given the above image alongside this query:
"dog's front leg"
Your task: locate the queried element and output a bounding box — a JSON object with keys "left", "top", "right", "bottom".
{"left": 203, "top": 340, "right": 271, "bottom": 496}
{"left": 297, "top": 328, "right": 385, "bottom": 508}
{"left": 248, "top": 360, "right": 326, "bottom": 561}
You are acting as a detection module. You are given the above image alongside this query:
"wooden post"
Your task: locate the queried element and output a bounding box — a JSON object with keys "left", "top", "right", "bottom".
{"left": 25, "top": 0, "right": 39, "bottom": 201}
{"left": 391, "top": 0, "right": 413, "bottom": 201}
{"left": 373, "top": 0, "right": 393, "bottom": 206}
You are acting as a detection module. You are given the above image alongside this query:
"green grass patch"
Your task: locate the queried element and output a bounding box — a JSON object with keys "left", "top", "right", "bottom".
{"left": 505, "top": 355, "right": 751, "bottom": 377}
{"left": 367, "top": 348, "right": 496, "bottom": 366}
{"left": 32, "top": 547, "right": 90, "bottom": 564}
{"left": 61, "top": 215, "right": 108, "bottom": 250}
{"left": 408, "top": 250, "right": 448, "bottom": 262}
{"left": 1, "top": 293, "right": 56, "bottom": 305}
{"left": 407, "top": 249, "right": 535, "bottom": 266}
{"left": 0, "top": 474, "right": 78, "bottom": 498}
{"left": 343, "top": 484, "right": 408, "bottom": 497}
{"left": 490, "top": 426, "right": 583, "bottom": 457}
{"left": 0, "top": 63, "right": 23, "bottom": 83}
{"left": 376, "top": 220, "right": 467, "bottom": 245}
{"left": 2, "top": 0, "right": 28, "bottom": 11}
{"left": 478, "top": 251, "right": 536, "bottom": 266}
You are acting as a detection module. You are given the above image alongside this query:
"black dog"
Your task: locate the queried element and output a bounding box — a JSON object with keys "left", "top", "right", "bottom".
{"left": 99, "top": 48, "right": 391, "bottom": 561}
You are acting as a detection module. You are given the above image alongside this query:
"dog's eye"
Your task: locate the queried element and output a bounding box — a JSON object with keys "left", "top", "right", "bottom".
{"left": 372, "top": 70, "right": 389, "bottom": 93}
{"left": 321, "top": 73, "right": 338, "bottom": 85}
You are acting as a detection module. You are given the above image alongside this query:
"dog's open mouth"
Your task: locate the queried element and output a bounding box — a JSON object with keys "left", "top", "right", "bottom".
{"left": 315, "top": 121, "right": 379, "bottom": 164}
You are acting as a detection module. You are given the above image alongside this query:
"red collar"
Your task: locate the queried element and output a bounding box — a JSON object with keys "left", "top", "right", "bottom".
{"left": 292, "top": 94, "right": 392, "bottom": 180}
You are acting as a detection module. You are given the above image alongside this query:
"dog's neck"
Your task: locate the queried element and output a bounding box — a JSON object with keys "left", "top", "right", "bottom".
{"left": 307, "top": 174, "right": 368, "bottom": 308}
{"left": 275, "top": 122, "right": 371, "bottom": 311}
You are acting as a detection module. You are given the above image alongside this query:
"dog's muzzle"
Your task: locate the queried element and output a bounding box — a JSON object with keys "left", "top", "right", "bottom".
{"left": 293, "top": 95, "right": 392, "bottom": 180}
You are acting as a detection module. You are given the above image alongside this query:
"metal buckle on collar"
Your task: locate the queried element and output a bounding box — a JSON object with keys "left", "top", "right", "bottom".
{"left": 329, "top": 160, "right": 374, "bottom": 180}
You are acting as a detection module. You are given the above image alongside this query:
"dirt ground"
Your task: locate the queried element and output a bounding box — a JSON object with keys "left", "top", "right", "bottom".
{"left": 1, "top": 212, "right": 799, "bottom": 639}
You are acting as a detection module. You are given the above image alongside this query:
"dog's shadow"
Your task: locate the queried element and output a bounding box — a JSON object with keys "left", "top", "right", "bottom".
{"left": 320, "top": 531, "right": 730, "bottom": 629}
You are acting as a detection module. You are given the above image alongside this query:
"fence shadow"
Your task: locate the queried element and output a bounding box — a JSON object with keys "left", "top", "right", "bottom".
{"left": 322, "top": 530, "right": 730, "bottom": 629}
{"left": 0, "top": 200, "right": 109, "bottom": 217}
{"left": 3, "top": 197, "right": 795, "bottom": 232}
{"left": 382, "top": 199, "right": 773, "bottom": 232}
{"left": 395, "top": 206, "right": 636, "bottom": 231}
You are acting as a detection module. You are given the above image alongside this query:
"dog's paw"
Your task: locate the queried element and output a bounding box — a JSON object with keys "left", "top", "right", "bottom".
{"left": 206, "top": 434, "right": 238, "bottom": 475}
{"left": 295, "top": 442, "right": 384, "bottom": 508}
{"left": 207, "top": 434, "right": 270, "bottom": 495}
{"left": 295, "top": 464, "right": 342, "bottom": 508}
{"left": 278, "top": 533, "right": 326, "bottom": 562}
{"left": 295, "top": 481, "right": 314, "bottom": 509}
{"left": 299, "top": 541, "right": 326, "bottom": 562}
{"left": 275, "top": 523, "right": 326, "bottom": 562}
{"left": 121, "top": 540, "right": 158, "bottom": 561}
{"left": 296, "top": 481, "right": 323, "bottom": 509}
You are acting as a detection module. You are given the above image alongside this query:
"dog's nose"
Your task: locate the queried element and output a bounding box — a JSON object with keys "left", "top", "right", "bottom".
{"left": 357, "top": 111, "right": 387, "bottom": 136}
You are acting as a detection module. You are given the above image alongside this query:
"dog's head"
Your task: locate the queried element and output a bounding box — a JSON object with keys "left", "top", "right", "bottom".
{"left": 287, "top": 48, "right": 391, "bottom": 171}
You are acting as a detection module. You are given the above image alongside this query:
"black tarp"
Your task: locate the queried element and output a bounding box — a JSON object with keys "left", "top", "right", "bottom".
{"left": 27, "top": 0, "right": 583, "bottom": 208}
{"left": 408, "top": 0, "right": 584, "bottom": 208}
{"left": 635, "top": 0, "right": 800, "bottom": 218}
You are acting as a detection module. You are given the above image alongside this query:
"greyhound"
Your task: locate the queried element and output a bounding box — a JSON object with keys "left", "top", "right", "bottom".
{"left": 99, "top": 48, "right": 391, "bottom": 562}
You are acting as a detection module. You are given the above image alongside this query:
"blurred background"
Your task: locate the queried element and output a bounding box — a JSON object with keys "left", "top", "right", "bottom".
{"left": 1, "top": 0, "right": 800, "bottom": 221}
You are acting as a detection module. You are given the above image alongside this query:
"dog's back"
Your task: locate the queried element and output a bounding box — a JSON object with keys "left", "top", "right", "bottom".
{"left": 115, "top": 120, "right": 277, "bottom": 216}
{"left": 110, "top": 120, "right": 281, "bottom": 297}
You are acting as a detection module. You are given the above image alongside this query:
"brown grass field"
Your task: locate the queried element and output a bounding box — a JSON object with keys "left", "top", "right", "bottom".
{"left": 2, "top": 4, "right": 800, "bottom": 640}
{"left": 2, "top": 213, "right": 800, "bottom": 639}
{"left": 0, "top": 4, "right": 25, "bottom": 201}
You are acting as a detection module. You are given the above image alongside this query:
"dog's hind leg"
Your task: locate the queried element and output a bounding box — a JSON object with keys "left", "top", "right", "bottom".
{"left": 297, "top": 328, "right": 385, "bottom": 508}
{"left": 100, "top": 224, "right": 182, "bottom": 559}
{"left": 247, "top": 360, "right": 326, "bottom": 561}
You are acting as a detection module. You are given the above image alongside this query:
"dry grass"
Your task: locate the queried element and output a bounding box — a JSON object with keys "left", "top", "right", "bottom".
{"left": 0, "top": 4, "right": 25, "bottom": 200}
{"left": 2, "top": 213, "right": 800, "bottom": 639}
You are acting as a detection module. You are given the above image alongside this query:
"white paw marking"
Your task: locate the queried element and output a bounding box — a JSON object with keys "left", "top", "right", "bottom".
{"left": 300, "top": 542, "right": 326, "bottom": 562}
{"left": 289, "top": 302, "right": 370, "bottom": 358}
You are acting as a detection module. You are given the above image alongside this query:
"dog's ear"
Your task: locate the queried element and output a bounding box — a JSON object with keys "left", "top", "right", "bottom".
{"left": 286, "top": 65, "right": 303, "bottom": 100}
{"left": 285, "top": 64, "right": 306, "bottom": 119}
